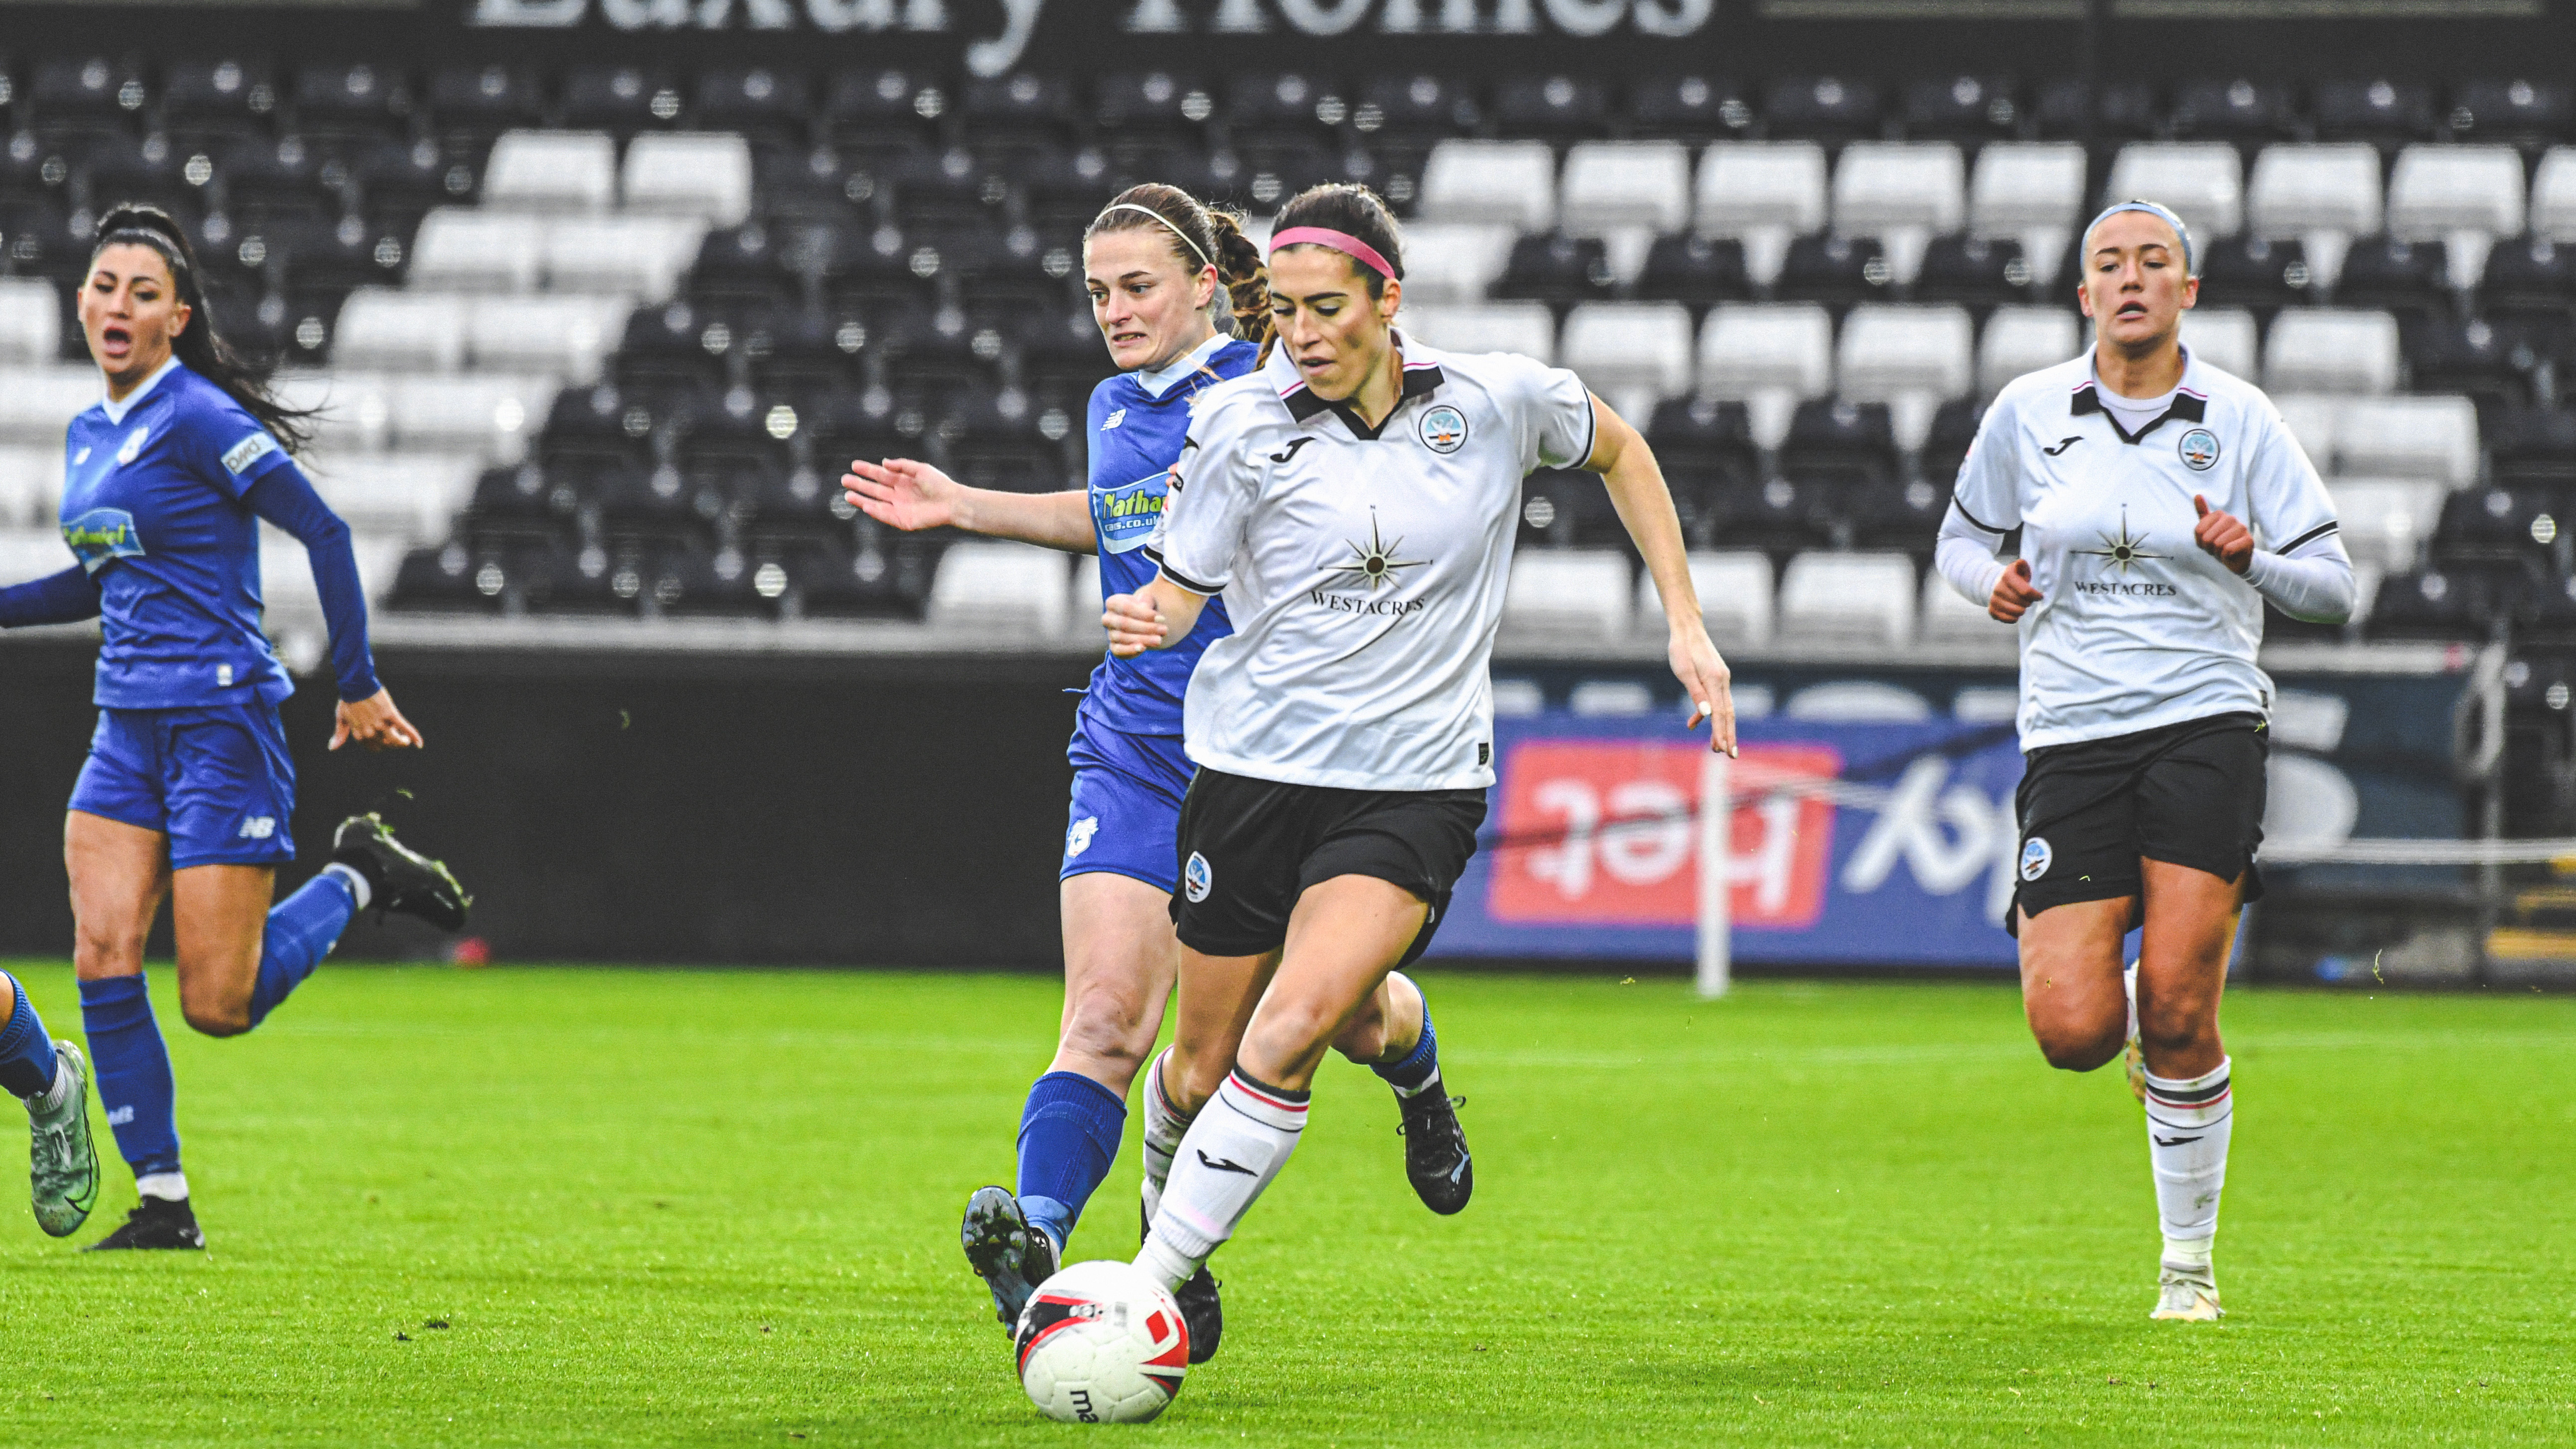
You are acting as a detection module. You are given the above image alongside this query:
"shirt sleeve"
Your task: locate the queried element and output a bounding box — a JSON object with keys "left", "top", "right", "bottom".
{"left": 1142, "top": 397, "right": 1259, "bottom": 596}
{"left": 1945, "top": 397, "right": 2021, "bottom": 540}
{"left": 244, "top": 462, "right": 382, "bottom": 703}
{"left": 2244, "top": 399, "right": 2340, "bottom": 560}
{"left": 1510, "top": 357, "right": 1598, "bottom": 472}
{"left": 186, "top": 395, "right": 296, "bottom": 501}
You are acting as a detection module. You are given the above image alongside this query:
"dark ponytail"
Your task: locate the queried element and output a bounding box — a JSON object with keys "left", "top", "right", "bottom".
{"left": 1085, "top": 182, "right": 1276, "bottom": 351}
{"left": 88, "top": 202, "right": 316, "bottom": 453}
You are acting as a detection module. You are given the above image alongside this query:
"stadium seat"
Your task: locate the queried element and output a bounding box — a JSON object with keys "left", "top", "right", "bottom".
{"left": 0, "top": 279, "right": 56, "bottom": 362}
{"left": 1634, "top": 234, "right": 1752, "bottom": 310}
{"left": 1831, "top": 143, "right": 1965, "bottom": 283}
{"left": 1694, "top": 143, "right": 1829, "bottom": 287}
{"left": 1920, "top": 566, "right": 2004, "bottom": 643}
{"left": 2490, "top": 407, "right": 2576, "bottom": 486}
{"left": 541, "top": 215, "right": 704, "bottom": 302}
{"left": 2197, "top": 234, "right": 2315, "bottom": 316}
{"left": 428, "top": 64, "right": 544, "bottom": 144}
{"left": 482, "top": 131, "right": 619, "bottom": 213}
{"left": 2329, "top": 478, "right": 2446, "bottom": 574}
{"left": 2336, "top": 393, "right": 2481, "bottom": 489}
{"left": 1389, "top": 222, "right": 1516, "bottom": 305}
{"left": 467, "top": 294, "right": 632, "bottom": 381}
{"left": 621, "top": 134, "right": 754, "bottom": 228}
{"left": 1764, "top": 76, "right": 1882, "bottom": 144}
{"left": 293, "top": 61, "right": 406, "bottom": 139}
{"left": 1629, "top": 75, "right": 1754, "bottom": 145}
{"left": 1771, "top": 233, "right": 1894, "bottom": 309}
{"left": 331, "top": 290, "right": 469, "bottom": 372}
{"left": 1417, "top": 141, "right": 1556, "bottom": 230}
{"left": 2269, "top": 393, "right": 2342, "bottom": 474}
{"left": 1224, "top": 72, "right": 1339, "bottom": 155}
{"left": 1967, "top": 141, "right": 2085, "bottom": 277}
{"left": 0, "top": 445, "right": 65, "bottom": 525}
{"left": 2265, "top": 309, "right": 2402, "bottom": 394}
{"left": 924, "top": 541, "right": 1070, "bottom": 635}
{"left": 386, "top": 373, "right": 552, "bottom": 461}
{"left": 2402, "top": 315, "right": 2523, "bottom": 411}
{"left": 2103, "top": 144, "right": 2244, "bottom": 241}
{"left": 1399, "top": 303, "right": 1555, "bottom": 362}
{"left": 2169, "top": 78, "right": 2298, "bottom": 148}
{"left": 1779, "top": 397, "right": 1899, "bottom": 487}
{"left": 2247, "top": 144, "right": 2384, "bottom": 288}
{"left": 1517, "top": 468, "right": 1621, "bottom": 550}
{"left": 1642, "top": 395, "right": 1760, "bottom": 535}
{"left": 1901, "top": 76, "right": 2019, "bottom": 147}
{"left": 1836, "top": 304, "right": 1973, "bottom": 407}
{"left": 822, "top": 68, "right": 939, "bottom": 153}
{"left": 692, "top": 67, "right": 812, "bottom": 149}
{"left": 1921, "top": 397, "right": 1982, "bottom": 485}
{"left": 2530, "top": 148, "right": 2576, "bottom": 241}
{"left": 1651, "top": 550, "right": 1773, "bottom": 646}
{"left": 1560, "top": 303, "right": 1693, "bottom": 411}
{"left": 1559, "top": 142, "right": 1691, "bottom": 235}
{"left": 2386, "top": 144, "right": 2526, "bottom": 286}
{"left": 2032, "top": 77, "right": 2161, "bottom": 145}
{"left": 1977, "top": 306, "right": 2079, "bottom": 393}
{"left": 1501, "top": 549, "right": 1631, "bottom": 640}
{"left": 1698, "top": 304, "right": 1833, "bottom": 445}
{"left": 408, "top": 209, "right": 541, "bottom": 292}
{"left": 2313, "top": 78, "right": 2438, "bottom": 149}
{"left": 161, "top": 58, "right": 275, "bottom": 140}
{"left": 2178, "top": 307, "right": 2258, "bottom": 379}
{"left": 1094, "top": 72, "right": 1216, "bottom": 147}
{"left": 2447, "top": 79, "right": 2572, "bottom": 156}
{"left": 559, "top": 66, "right": 683, "bottom": 136}
{"left": 1492, "top": 75, "right": 1610, "bottom": 142}
{"left": 2338, "top": 237, "right": 2453, "bottom": 320}
{"left": 301, "top": 453, "right": 481, "bottom": 543}
{"left": 2366, "top": 566, "right": 2492, "bottom": 640}
{"left": 1911, "top": 234, "right": 2033, "bottom": 311}
{"left": 1492, "top": 233, "right": 1614, "bottom": 307}
{"left": 1776, "top": 551, "right": 1918, "bottom": 647}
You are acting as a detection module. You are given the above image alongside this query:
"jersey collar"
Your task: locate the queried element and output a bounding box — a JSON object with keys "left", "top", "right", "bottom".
{"left": 2070, "top": 346, "right": 2207, "bottom": 445}
{"left": 1267, "top": 330, "right": 1447, "bottom": 442}
{"left": 1132, "top": 332, "right": 1233, "bottom": 399}
{"left": 98, "top": 356, "right": 182, "bottom": 425}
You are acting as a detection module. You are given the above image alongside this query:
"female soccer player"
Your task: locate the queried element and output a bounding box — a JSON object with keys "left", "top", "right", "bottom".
{"left": 0, "top": 204, "right": 470, "bottom": 1251}
{"left": 1935, "top": 200, "right": 2354, "bottom": 1320}
{"left": 1104, "top": 183, "right": 1735, "bottom": 1303}
{"left": 844, "top": 185, "right": 1456, "bottom": 1356}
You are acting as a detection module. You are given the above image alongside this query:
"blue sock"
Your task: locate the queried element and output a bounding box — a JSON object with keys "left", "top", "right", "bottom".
{"left": 247, "top": 869, "right": 360, "bottom": 1027}
{"left": 1373, "top": 999, "right": 1442, "bottom": 1095}
{"left": 1015, "top": 1071, "right": 1127, "bottom": 1252}
{"left": 79, "top": 975, "right": 181, "bottom": 1178}
{"left": 0, "top": 972, "right": 60, "bottom": 1100}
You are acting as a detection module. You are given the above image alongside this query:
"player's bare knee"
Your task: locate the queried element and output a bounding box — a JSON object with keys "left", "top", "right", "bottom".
{"left": 1059, "top": 989, "right": 1153, "bottom": 1070}
{"left": 2030, "top": 1006, "right": 2123, "bottom": 1071}
{"left": 179, "top": 997, "right": 251, "bottom": 1038}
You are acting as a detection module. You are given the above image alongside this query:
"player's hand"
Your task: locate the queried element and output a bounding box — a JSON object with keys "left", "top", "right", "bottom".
{"left": 843, "top": 457, "right": 963, "bottom": 532}
{"left": 1103, "top": 592, "right": 1166, "bottom": 658}
{"left": 1988, "top": 558, "right": 2043, "bottom": 623}
{"left": 332, "top": 688, "right": 423, "bottom": 752}
{"left": 2193, "top": 494, "right": 2254, "bottom": 575}
{"left": 1669, "top": 622, "right": 1738, "bottom": 757}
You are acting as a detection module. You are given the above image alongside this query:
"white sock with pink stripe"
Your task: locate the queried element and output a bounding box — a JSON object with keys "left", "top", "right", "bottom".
{"left": 2143, "top": 1056, "right": 2233, "bottom": 1268}
{"left": 1135, "top": 1069, "right": 1308, "bottom": 1293}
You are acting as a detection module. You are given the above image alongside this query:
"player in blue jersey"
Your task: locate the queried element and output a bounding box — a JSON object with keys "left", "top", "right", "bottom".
{"left": 0, "top": 204, "right": 470, "bottom": 1250}
{"left": 844, "top": 185, "right": 1463, "bottom": 1360}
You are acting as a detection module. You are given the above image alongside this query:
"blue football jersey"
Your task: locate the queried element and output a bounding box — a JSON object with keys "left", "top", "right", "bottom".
{"left": 57, "top": 360, "right": 299, "bottom": 710}
{"left": 1077, "top": 335, "right": 1256, "bottom": 737}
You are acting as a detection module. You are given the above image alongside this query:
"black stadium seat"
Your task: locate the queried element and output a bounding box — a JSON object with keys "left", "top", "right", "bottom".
{"left": 428, "top": 64, "right": 544, "bottom": 144}
{"left": 30, "top": 55, "right": 142, "bottom": 137}
{"left": 2337, "top": 235, "right": 2450, "bottom": 319}
{"left": 2197, "top": 234, "right": 2312, "bottom": 317}
{"left": 694, "top": 66, "right": 814, "bottom": 149}
{"left": 1490, "top": 75, "right": 1608, "bottom": 142}
{"left": 1353, "top": 74, "right": 1477, "bottom": 145}
{"left": 1763, "top": 76, "right": 1882, "bottom": 144}
{"left": 1772, "top": 233, "right": 1893, "bottom": 309}
{"left": 2313, "top": 77, "right": 2438, "bottom": 149}
{"left": 1627, "top": 75, "right": 1753, "bottom": 145}
{"left": 1226, "top": 73, "right": 1346, "bottom": 155}
{"left": 559, "top": 65, "right": 682, "bottom": 135}
{"left": 2446, "top": 78, "right": 2573, "bottom": 153}
{"left": 2168, "top": 77, "right": 2299, "bottom": 148}
{"left": 2033, "top": 77, "right": 2160, "bottom": 143}
{"left": 961, "top": 73, "right": 1081, "bottom": 156}
{"left": 292, "top": 62, "right": 407, "bottom": 140}
{"left": 1491, "top": 233, "right": 1613, "bottom": 309}
{"left": 162, "top": 59, "right": 275, "bottom": 141}
{"left": 1634, "top": 233, "right": 1750, "bottom": 311}
{"left": 1094, "top": 73, "right": 1214, "bottom": 149}
{"left": 823, "top": 68, "right": 940, "bottom": 153}
{"left": 1778, "top": 397, "right": 1899, "bottom": 489}
{"left": 1901, "top": 76, "right": 2018, "bottom": 146}
{"left": 1911, "top": 233, "right": 2029, "bottom": 312}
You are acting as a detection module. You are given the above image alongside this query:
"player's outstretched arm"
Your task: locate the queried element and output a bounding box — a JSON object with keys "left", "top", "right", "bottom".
{"left": 843, "top": 457, "right": 1097, "bottom": 553}
{"left": 1584, "top": 394, "right": 1737, "bottom": 756}
{"left": 1103, "top": 575, "right": 1210, "bottom": 658}
{"left": 0, "top": 565, "right": 103, "bottom": 628}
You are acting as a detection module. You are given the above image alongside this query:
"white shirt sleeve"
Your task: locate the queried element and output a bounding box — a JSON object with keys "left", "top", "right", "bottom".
{"left": 1504, "top": 357, "right": 1598, "bottom": 472}
{"left": 2237, "top": 397, "right": 2354, "bottom": 624}
{"left": 1936, "top": 397, "right": 2019, "bottom": 604}
{"left": 1144, "top": 397, "right": 1260, "bottom": 596}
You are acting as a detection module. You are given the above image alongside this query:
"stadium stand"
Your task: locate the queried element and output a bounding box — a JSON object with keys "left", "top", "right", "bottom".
{"left": 0, "top": 63, "right": 2566, "bottom": 651}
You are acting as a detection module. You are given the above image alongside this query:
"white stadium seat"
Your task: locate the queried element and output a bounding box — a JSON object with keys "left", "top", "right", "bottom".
{"left": 1920, "top": 567, "right": 2004, "bottom": 643}
{"left": 621, "top": 133, "right": 754, "bottom": 227}
{"left": 0, "top": 366, "right": 105, "bottom": 444}
{"left": 927, "top": 542, "right": 1071, "bottom": 635}
{"left": 1417, "top": 141, "right": 1557, "bottom": 230}
{"left": 1977, "top": 306, "right": 2079, "bottom": 394}
{"left": 2103, "top": 143, "right": 2244, "bottom": 241}
{"left": 1502, "top": 549, "right": 1631, "bottom": 640}
{"left": 2270, "top": 393, "right": 2342, "bottom": 475}
{"left": 539, "top": 214, "right": 706, "bottom": 302}
{"left": 2179, "top": 307, "right": 2259, "bottom": 380}
{"left": 1399, "top": 303, "right": 1555, "bottom": 362}
{"left": 2334, "top": 394, "right": 2480, "bottom": 489}
{"left": 1695, "top": 142, "right": 1829, "bottom": 287}
{"left": 1699, "top": 304, "right": 1832, "bottom": 446}
{"left": 1776, "top": 551, "right": 1918, "bottom": 648}
{"left": 407, "top": 210, "right": 544, "bottom": 292}
{"left": 2528, "top": 147, "right": 2576, "bottom": 243}
{"left": 1783, "top": 680, "right": 1933, "bottom": 722}
{"left": 272, "top": 371, "right": 390, "bottom": 456}
{"left": 2264, "top": 309, "right": 2401, "bottom": 395}
{"left": 0, "top": 445, "right": 66, "bottom": 525}
{"left": 2247, "top": 144, "right": 2383, "bottom": 289}
{"left": 2328, "top": 478, "right": 2446, "bottom": 573}
{"left": 481, "top": 130, "right": 619, "bottom": 212}
{"left": 1560, "top": 303, "right": 1693, "bottom": 408}
{"left": 386, "top": 374, "right": 553, "bottom": 462}
{"left": 1969, "top": 142, "right": 2087, "bottom": 280}
{"left": 1068, "top": 555, "right": 1103, "bottom": 641}
{"left": 1391, "top": 223, "right": 1517, "bottom": 305}
{"left": 1831, "top": 143, "right": 1965, "bottom": 285}
{"left": 0, "top": 279, "right": 61, "bottom": 364}
{"left": 1836, "top": 304, "right": 1973, "bottom": 404}
{"left": 1559, "top": 142, "right": 1691, "bottom": 234}
{"left": 1648, "top": 550, "right": 1773, "bottom": 646}
{"left": 259, "top": 529, "right": 404, "bottom": 618}
{"left": 300, "top": 453, "right": 481, "bottom": 543}
{"left": 466, "top": 295, "right": 631, "bottom": 381}
{"left": 0, "top": 530, "right": 74, "bottom": 587}
{"left": 331, "top": 291, "right": 469, "bottom": 372}
{"left": 2387, "top": 144, "right": 2526, "bottom": 288}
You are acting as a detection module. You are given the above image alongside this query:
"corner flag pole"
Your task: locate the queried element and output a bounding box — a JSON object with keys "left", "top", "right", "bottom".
{"left": 1696, "top": 747, "right": 1732, "bottom": 999}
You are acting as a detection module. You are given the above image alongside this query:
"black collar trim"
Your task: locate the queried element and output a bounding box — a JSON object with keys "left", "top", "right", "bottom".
{"left": 1281, "top": 364, "right": 1446, "bottom": 441}
{"left": 2070, "top": 381, "right": 2208, "bottom": 445}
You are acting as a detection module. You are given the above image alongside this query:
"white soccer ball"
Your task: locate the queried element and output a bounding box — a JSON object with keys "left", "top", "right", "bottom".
{"left": 1014, "top": 1259, "right": 1190, "bottom": 1424}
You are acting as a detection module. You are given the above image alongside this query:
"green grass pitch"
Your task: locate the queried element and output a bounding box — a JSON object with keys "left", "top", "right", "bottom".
{"left": 0, "top": 964, "right": 2567, "bottom": 1447}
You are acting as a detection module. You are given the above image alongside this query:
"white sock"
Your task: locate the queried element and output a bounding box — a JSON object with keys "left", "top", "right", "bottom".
{"left": 32, "top": 1050, "right": 73, "bottom": 1113}
{"left": 1135, "top": 1069, "right": 1307, "bottom": 1292}
{"left": 1137, "top": 1048, "right": 1194, "bottom": 1228}
{"left": 2144, "top": 1056, "right": 2232, "bottom": 1266}
{"left": 323, "top": 862, "right": 373, "bottom": 910}
{"left": 136, "top": 1171, "right": 190, "bottom": 1202}
{"left": 2123, "top": 961, "right": 2140, "bottom": 1045}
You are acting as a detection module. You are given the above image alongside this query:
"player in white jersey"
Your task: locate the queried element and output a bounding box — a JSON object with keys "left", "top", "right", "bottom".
{"left": 1934, "top": 200, "right": 2355, "bottom": 1322}
{"left": 1100, "top": 183, "right": 1737, "bottom": 1310}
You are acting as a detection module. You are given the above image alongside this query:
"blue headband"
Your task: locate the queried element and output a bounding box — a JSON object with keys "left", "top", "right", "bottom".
{"left": 2085, "top": 199, "right": 2196, "bottom": 277}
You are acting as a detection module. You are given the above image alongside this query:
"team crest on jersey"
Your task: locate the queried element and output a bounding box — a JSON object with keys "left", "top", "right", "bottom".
{"left": 61, "top": 507, "right": 145, "bottom": 573}
{"left": 222, "top": 431, "right": 279, "bottom": 475}
{"left": 2177, "top": 427, "right": 2221, "bottom": 471}
{"left": 1065, "top": 816, "right": 1099, "bottom": 859}
{"left": 116, "top": 426, "right": 150, "bottom": 465}
{"left": 1417, "top": 403, "right": 1467, "bottom": 455}
{"left": 2019, "top": 837, "right": 2053, "bottom": 882}
{"left": 1184, "top": 851, "right": 1213, "bottom": 903}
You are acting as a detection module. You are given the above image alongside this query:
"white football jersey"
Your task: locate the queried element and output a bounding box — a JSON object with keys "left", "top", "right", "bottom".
{"left": 1950, "top": 347, "right": 2340, "bottom": 752}
{"left": 1146, "top": 333, "right": 1596, "bottom": 790}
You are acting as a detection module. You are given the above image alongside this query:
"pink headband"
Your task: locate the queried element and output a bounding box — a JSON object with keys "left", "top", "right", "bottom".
{"left": 1269, "top": 226, "right": 1396, "bottom": 281}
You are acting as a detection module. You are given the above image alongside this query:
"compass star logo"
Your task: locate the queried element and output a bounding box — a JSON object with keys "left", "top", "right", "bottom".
{"left": 1323, "top": 509, "right": 1429, "bottom": 592}
{"left": 2076, "top": 507, "right": 2164, "bottom": 575}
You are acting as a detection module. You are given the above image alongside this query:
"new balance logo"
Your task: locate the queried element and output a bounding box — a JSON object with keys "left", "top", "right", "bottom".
{"left": 1195, "top": 1150, "right": 1257, "bottom": 1176}
{"left": 1101, "top": 408, "right": 1126, "bottom": 431}
{"left": 1268, "top": 437, "right": 1314, "bottom": 464}
{"left": 237, "top": 816, "right": 277, "bottom": 840}
{"left": 2044, "top": 436, "right": 2084, "bottom": 456}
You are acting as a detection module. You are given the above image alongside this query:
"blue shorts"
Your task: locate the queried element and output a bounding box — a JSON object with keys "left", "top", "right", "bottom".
{"left": 1062, "top": 720, "right": 1194, "bottom": 893}
{"left": 69, "top": 704, "right": 298, "bottom": 870}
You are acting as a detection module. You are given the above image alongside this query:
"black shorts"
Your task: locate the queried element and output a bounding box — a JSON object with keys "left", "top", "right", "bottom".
{"left": 2010, "top": 712, "right": 2268, "bottom": 933}
{"left": 1170, "top": 768, "right": 1488, "bottom": 966}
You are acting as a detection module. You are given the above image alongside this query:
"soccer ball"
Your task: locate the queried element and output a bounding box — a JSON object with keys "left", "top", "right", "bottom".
{"left": 1014, "top": 1260, "right": 1190, "bottom": 1424}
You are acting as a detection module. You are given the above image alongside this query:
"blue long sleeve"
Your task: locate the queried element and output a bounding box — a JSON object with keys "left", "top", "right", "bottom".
{"left": 244, "top": 464, "right": 381, "bottom": 703}
{"left": 0, "top": 564, "right": 103, "bottom": 628}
